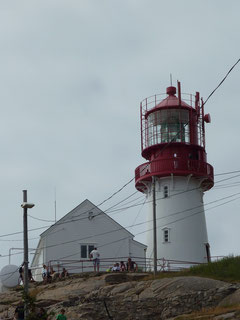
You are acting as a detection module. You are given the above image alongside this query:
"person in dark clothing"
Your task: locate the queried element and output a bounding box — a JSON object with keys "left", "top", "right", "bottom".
{"left": 126, "top": 258, "right": 138, "bottom": 272}
{"left": 19, "top": 264, "right": 24, "bottom": 284}
{"left": 28, "top": 268, "right": 35, "bottom": 282}
{"left": 15, "top": 305, "right": 24, "bottom": 320}
{"left": 120, "top": 261, "right": 126, "bottom": 272}
{"left": 60, "top": 267, "right": 69, "bottom": 279}
{"left": 37, "top": 307, "right": 48, "bottom": 320}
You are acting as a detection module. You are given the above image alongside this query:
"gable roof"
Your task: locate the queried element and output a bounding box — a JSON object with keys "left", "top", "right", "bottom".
{"left": 40, "top": 199, "right": 135, "bottom": 239}
{"left": 131, "top": 238, "right": 147, "bottom": 249}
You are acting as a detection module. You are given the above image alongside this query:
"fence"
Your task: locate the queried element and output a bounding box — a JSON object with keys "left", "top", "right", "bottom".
{"left": 47, "top": 256, "right": 207, "bottom": 274}
{"left": 31, "top": 256, "right": 225, "bottom": 281}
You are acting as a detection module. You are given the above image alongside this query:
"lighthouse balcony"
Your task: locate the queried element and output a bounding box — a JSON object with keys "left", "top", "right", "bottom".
{"left": 135, "top": 158, "right": 214, "bottom": 192}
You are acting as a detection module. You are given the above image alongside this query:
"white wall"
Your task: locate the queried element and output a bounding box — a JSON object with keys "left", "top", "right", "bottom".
{"left": 145, "top": 176, "right": 209, "bottom": 269}
{"left": 31, "top": 239, "right": 45, "bottom": 281}
{"left": 32, "top": 200, "right": 146, "bottom": 274}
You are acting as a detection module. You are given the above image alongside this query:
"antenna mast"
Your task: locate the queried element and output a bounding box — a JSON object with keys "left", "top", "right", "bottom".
{"left": 54, "top": 187, "right": 57, "bottom": 223}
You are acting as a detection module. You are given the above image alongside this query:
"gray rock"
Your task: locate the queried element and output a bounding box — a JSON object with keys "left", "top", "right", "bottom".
{"left": 218, "top": 288, "right": 240, "bottom": 307}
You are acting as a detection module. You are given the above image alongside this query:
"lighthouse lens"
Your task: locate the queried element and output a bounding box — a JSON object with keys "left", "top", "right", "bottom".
{"left": 147, "top": 109, "right": 189, "bottom": 146}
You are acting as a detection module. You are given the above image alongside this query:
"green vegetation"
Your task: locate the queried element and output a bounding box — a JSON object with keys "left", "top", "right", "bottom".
{"left": 144, "top": 256, "right": 240, "bottom": 282}
{"left": 181, "top": 256, "right": 240, "bottom": 282}
{"left": 174, "top": 305, "right": 240, "bottom": 319}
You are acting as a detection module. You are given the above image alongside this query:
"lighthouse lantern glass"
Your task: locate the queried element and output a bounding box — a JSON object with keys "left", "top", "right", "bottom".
{"left": 147, "top": 109, "right": 189, "bottom": 147}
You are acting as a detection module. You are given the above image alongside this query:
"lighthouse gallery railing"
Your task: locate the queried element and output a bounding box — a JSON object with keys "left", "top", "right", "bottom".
{"left": 135, "top": 158, "right": 214, "bottom": 182}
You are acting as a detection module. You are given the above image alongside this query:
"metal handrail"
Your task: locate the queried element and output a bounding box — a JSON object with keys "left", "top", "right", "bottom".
{"left": 135, "top": 158, "right": 214, "bottom": 182}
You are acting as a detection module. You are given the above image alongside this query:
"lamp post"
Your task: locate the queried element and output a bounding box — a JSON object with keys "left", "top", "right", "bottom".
{"left": 21, "top": 190, "right": 35, "bottom": 318}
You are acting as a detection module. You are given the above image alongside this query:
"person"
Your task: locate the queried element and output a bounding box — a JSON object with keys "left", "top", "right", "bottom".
{"left": 120, "top": 261, "right": 126, "bottom": 272}
{"left": 37, "top": 307, "right": 48, "bottom": 320}
{"left": 126, "top": 257, "right": 138, "bottom": 272}
{"left": 56, "top": 309, "right": 67, "bottom": 320}
{"left": 15, "top": 304, "right": 24, "bottom": 320}
{"left": 89, "top": 247, "right": 100, "bottom": 272}
{"left": 50, "top": 266, "right": 59, "bottom": 281}
{"left": 28, "top": 268, "right": 35, "bottom": 282}
{"left": 60, "top": 267, "right": 69, "bottom": 279}
{"left": 42, "top": 264, "right": 51, "bottom": 283}
{"left": 19, "top": 264, "right": 24, "bottom": 284}
{"left": 112, "top": 263, "right": 120, "bottom": 272}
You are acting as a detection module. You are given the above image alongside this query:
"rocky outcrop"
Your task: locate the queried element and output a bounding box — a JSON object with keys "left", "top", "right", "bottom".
{"left": 0, "top": 273, "right": 240, "bottom": 320}
{"left": 218, "top": 288, "right": 240, "bottom": 307}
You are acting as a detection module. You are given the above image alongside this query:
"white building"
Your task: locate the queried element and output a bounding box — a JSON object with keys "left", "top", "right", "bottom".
{"left": 31, "top": 199, "right": 147, "bottom": 280}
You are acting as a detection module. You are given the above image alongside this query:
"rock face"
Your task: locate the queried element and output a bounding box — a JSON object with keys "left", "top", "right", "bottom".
{"left": 0, "top": 273, "right": 239, "bottom": 320}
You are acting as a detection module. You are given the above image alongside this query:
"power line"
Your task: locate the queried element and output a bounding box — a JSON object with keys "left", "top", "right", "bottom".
{"left": 41, "top": 172, "right": 240, "bottom": 222}
{"left": 0, "top": 225, "right": 50, "bottom": 239}
{"left": 215, "top": 170, "right": 240, "bottom": 176}
{"left": 0, "top": 170, "right": 239, "bottom": 242}
{"left": 2, "top": 62, "right": 238, "bottom": 245}
{"left": 94, "top": 59, "right": 240, "bottom": 207}
{"left": 203, "top": 58, "right": 240, "bottom": 105}
{"left": 22, "top": 192, "right": 240, "bottom": 269}
{"left": 28, "top": 215, "right": 55, "bottom": 223}
{"left": 0, "top": 237, "right": 39, "bottom": 242}
{"left": 2, "top": 191, "right": 240, "bottom": 260}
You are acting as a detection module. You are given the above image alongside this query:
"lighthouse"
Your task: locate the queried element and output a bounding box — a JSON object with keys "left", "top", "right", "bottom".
{"left": 135, "top": 82, "right": 214, "bottom": 269}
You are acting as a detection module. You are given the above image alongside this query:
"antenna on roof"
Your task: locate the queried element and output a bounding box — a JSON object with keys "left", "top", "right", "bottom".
{"left": 54, "top": 187, "right": 57, "bottom": 223}
{"left": 170, "top": 74, "right": 173, "bottom": 86}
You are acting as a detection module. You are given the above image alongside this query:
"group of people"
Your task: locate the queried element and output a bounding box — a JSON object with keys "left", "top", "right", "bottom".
{"left": 18, "top": 247, "right": 138, "bottom": 286}
{"left": 18, "top": 264, "right": 35, "bottom": 284}
{"left": 109, "top": 258, "right": 138, "bottom": 272}
{"left": 89, "top": 248, "right": 138, "bottom": 273}
{"left": 42, "top": 264, "right": 69, "bottom": 283}
{"left": 14, "top": 305, "right": 66, "bottom": 320}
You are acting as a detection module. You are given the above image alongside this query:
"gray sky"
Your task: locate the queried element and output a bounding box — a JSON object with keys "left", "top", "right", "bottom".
{"left": 0, "top": 0, "right": 239, "bottom": 270}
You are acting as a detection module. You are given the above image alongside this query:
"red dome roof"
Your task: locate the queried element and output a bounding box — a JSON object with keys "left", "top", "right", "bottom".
{"left": 155, "top": 86, "right": 190, "bottom": 109}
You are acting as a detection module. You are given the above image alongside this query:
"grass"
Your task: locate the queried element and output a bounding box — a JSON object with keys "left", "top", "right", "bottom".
{"left": 181, "top": 256, "right": 240, "bottom": 282}
{"left": 143, "top": 256, "right": 240, "bottom": 282}
{"left": 174, "top": 305, "right": 240, "bottom": 319}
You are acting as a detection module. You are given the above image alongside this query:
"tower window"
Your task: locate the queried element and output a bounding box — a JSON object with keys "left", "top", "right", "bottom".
{"left": 163, "top": 186, "right": 169, "bottom": 198}
{"left": 162, "top": 228, "right": 170, "bottom": 243}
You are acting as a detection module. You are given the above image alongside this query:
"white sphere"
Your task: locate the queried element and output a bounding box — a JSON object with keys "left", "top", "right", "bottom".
{"left": 0, "top": 264, "right": 19, "bottom": 288}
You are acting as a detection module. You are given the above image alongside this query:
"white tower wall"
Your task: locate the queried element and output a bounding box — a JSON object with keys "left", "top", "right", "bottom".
{"left": 146, "top": 176, "right": 209, "bottom": 269}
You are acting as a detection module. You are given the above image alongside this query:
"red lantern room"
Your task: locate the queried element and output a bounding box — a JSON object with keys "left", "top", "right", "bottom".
{"left": 135, "top": 82, "right": 214, "bottom": 192}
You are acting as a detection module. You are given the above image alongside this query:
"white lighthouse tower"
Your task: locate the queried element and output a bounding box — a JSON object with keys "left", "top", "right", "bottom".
{"left": 135, "top": 83, "right": 214, "bottom": 269}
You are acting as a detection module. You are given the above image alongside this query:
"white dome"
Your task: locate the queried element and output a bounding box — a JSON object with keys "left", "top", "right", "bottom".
{"left": 0, "top": 264, "right": 19, "bottom": 288}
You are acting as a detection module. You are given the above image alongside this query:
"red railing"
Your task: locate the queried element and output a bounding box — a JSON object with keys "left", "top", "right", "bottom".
{"left": 135, "top": 158, "right": 213, "bottom": 187}
{"left": 140, "top": 91, "right": 205, "bottom": 151}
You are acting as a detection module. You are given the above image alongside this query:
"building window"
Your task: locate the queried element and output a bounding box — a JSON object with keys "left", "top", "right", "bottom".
{"left": 162, "top": 228, "right": 170, "bottom": 243}
{"left": 163, "top": 186, "right": 169, "bottom": 198}
{"left": 88, "top": 245, "right": 95, "bottom": 256}
{"left": 80, "top": 244, "right": 95, "bottom": 259}
{"left": 81, "top": 245, "right": 87, "bottom": 258}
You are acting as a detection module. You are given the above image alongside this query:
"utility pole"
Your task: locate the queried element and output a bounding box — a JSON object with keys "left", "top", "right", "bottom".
{"left": 152, "top": 176, "right": 157, "bottom": 276}
{"left": 23, "top": 190, "right": 29, "bottom": 317}
{"left": 21, "top": 190, "right": 35, "bottom": 319}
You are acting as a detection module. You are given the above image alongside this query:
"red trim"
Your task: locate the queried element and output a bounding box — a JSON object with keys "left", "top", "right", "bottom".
{"left": 135, "top": 158, "right": 214, "bottom": 192}
{"left": 136, "top": 86, "right": 214, "bottom": 193}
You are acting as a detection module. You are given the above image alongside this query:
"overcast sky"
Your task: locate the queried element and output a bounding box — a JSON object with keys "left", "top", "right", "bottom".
{"left": 0, "top": 0, "right": 239, "bottom": 271}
